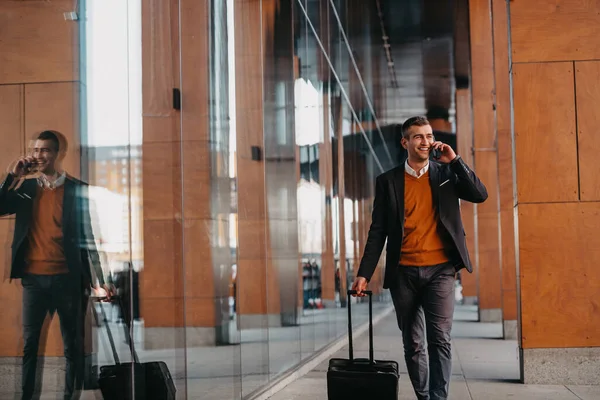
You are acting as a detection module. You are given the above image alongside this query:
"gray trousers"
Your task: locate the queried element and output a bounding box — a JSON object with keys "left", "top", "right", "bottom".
{"left": 21, "top": 274, "right": 83, "bottom": 400}
{"left": 390, "top": 262, "right": 456, "bottom": 400}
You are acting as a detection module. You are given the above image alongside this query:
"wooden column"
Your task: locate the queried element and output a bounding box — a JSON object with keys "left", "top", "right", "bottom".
{"left": 508, "top": 0, "right": 600, "bottom": 384}
{"left": 234, "top": 0, "right": 269, "bottom": 326}
{"left": 141, "top": 0, "right": 224, "bottom": 352}
{"left": 234, "top": 0, "right": 285, "bottom": 327}
{"left": 455, "top": 88, "right": 478, "bottom": 303}
{"left": 469, "top": 0, "right": 503, "bottom": 323}
{"left": 333, "top": 95, "right": 348, "bottom": 306}
{"left": 320, "top": 93, "right": 336, "bottom": 304}
{"left": 179, "top": 0, "right": 223, "bottom": 335}
{"left": 140, "top": 0, "right": 186, "bottom": 350}
{"left": 452, "top": 0, "right": 478, "bottom": 304}
{"left": 492, "top": 0, "right": 517, "bottom": 339}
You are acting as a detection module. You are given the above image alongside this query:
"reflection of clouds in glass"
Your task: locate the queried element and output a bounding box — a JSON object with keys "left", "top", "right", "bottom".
{"left": 294, "top": 78, "right": 322, "bottom": 146}
{"left": 296, "top": 180, "right": 323, "bottom": 254}
{"left": 344, "top": 198, "right": 355, "bottom": 257}
{"left": 227, "top": 0, "right": 237, "bottom": 178}
{"left": 88, "top": 185, "right": 129, "bottom": 253}
{"left": 85, "top": 0, "right": 142, "bottom": 147}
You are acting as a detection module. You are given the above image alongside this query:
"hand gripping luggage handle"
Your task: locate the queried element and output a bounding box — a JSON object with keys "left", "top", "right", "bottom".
{"left": 347, "top": 290, "right": 374, "bottom": 363}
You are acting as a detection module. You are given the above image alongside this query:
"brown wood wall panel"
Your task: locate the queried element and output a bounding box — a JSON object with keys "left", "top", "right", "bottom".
{"left": 183, "top": 220, "right": 216, "bottom": 299}
{"left": 236, "top": 259, "right": 267, "bottom": 315}
{"left": 143, "top": 116, "right": 178, "bottom": 143}
{"left": 185, "top": 297, "right": 216, "bottom": 327}
{"left": 236, "top": 158, "right": 266, "bottom": 220}
{"left": 142, "top": 297, "right": 185, "bottom": 327}
{"left": 234, "top": 0, "right": 271, "bottom": 316}
{"left": 575, "top": 61, "right": 600, "bottom": 201}
{"left": 460, "top": 202, "right": 477, "bottom": 297}
{"left": 510, "top": 0, "right": 600, "bottom": 63}
{"left": 455, "top": 89, "right": 472, "bottom": 164}
{"left": 141, "top": 0, "right": 178, "bottom": 116}
{"left": 140, "top": 220, "right": 183, "bottom": 299}
{"left": 320, "top": 122, "right": 335, "bottom": 301}
{"left": 493, "top": 0, "right": 517, "bottom": 322}
{"left": 24, "top": 83, "right": 80, "bottom": 178}
{"left": 142, "top": 142, "right": 182, "bottom": 221}
{"left": 0, "top": 85, "right": 25, "bottom": 163}
{"left": 475, "top": 151, "right": 502, "bottom": 311}
{"left": 238, "top": 220, "right": 267, "bottom": 260}
{"left": 182, "top": 141, "right": 211, "bottom": 220}
{"left": 512, "top": 62, "right": 578, "bottom": 203}
{"left": 0, "top": 0, "right": 77, "bottom": 84}
{"left": 469, "top": 0, "right": 496, "bottom": 148}
{"left": 0, "top": 219, "right": 22, "bottom": 356}
{"left": 455, "top": 90, "right": 478, "bottom": 297}
{"left": 0, "top": 85, "right": 21, "bottom": 356}
{"left": 519, "top": 203, "right": 600, "bottom": 348}
{"left": 180, "top": 0, "right": 209, "bottom": 142}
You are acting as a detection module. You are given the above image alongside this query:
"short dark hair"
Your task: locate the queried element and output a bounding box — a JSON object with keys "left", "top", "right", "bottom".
{"left": 37, "top": 130, "right": 60, "bottom": 151}
{"left": 401, "top": 116, "right": 430, "bottom": 138}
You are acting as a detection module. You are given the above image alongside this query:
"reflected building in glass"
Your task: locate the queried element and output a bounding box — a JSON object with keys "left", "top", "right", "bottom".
{"left": 0, "top": 0, "right": 460, "bottom": 398}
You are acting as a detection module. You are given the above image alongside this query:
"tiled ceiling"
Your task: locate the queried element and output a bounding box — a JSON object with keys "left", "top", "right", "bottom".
{"left": 378, "top": 0, "right": 457, "bottom": 126}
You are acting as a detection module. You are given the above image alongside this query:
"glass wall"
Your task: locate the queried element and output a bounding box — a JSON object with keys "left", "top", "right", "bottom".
{"left": 0, "top": 1, "right": 398, "bottom": 399}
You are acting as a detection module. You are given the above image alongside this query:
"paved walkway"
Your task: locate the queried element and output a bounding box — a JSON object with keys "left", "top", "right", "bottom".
{"left": 268, "top": 305, "right": 600, "bottom": 400}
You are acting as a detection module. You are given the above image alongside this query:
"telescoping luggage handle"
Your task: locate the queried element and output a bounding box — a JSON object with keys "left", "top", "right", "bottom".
{"left": 91, "top": 296, "right": 140, "bottom": 365}
{"left": 347, "top": 290, "right": 374, "bottom": 363}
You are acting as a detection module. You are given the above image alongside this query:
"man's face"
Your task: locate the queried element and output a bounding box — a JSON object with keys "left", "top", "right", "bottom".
{"left": 32, "top": 139, "right": 59, "bottom": 174}
{"left": 401, "top": 124, "right": 435, "bottom": 162}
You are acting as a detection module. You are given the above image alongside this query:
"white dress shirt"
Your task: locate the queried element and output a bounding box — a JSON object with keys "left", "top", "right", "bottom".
{"left": 404, "top": 160, "right": 429, "bottom": 179}
{"left": 38, "top": 171, "right": 66, "bottom": 190}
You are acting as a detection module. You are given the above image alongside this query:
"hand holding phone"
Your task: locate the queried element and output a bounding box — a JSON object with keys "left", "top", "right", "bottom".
{"left": 11, "top": 156, "right": 38, "bottom": 177}
{"left": 430, "top": 141, "right": 457, "bottom": 164}
{"left": 431, "top": 147, "right": 442, "bottom": 160}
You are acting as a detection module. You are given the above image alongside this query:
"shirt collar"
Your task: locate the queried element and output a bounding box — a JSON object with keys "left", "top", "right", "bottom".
{"left": 37, "top": 171, "right": 66, "bottom": 190}
{"left": 404, "top": 160, "right": 429, "bottom": 179}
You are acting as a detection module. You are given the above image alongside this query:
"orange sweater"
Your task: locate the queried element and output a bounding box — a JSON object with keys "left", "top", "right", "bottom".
{"left": 25, "top": 186, "right": 68, "bottom": 275}
{"left": 400, "top": 170, "right": 449, "bottom": 266}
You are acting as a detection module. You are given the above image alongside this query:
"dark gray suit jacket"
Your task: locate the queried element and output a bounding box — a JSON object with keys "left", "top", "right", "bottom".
{"left": 0, "top": 173, "right": 103, "bottom": 287}
{"left": 356, "top": 156, "right": 488, "bottom": 289}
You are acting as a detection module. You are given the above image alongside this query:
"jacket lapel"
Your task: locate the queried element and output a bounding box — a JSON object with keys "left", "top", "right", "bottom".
{"left": 428, "top": 162, "right": 441, "bottom": 209}
{"left": 392, "top": 164, "right": 405, "bottom": 227}
{"left": 62, "top": 178, "right": 75, "bottom": 230}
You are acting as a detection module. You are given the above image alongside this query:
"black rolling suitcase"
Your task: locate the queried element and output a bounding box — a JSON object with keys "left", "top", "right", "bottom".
{"left": 327, "top": 290, "right": 399, "bottom": 400}
{"left": 93, "top": 297, "right": 176, "bottom": 400}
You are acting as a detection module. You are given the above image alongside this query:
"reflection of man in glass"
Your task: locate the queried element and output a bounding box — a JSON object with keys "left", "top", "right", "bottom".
{"left": 0, "top": 130, "right": 108, "bottom": 400}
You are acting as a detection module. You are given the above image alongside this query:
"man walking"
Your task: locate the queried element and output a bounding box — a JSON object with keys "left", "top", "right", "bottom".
{"left": 351, "top": 117, "right": 487, "bottom": 400}
{"left": 0, "top": 130, "right": 107, "bottom": 400}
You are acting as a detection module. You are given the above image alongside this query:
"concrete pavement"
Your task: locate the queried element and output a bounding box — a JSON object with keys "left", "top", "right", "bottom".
{"left": 267, "top": 305, "right": 600, "bottom": 400}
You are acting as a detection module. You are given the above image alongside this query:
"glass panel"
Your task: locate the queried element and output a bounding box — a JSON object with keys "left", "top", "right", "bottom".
{"left": 234, "top": 0, "right": 270, "bottom": 397}
{"left": 82, "top": 0, "right": 153, "bottom": 397}
{"left": 180, "top": 0, "right": 242, "bottom": 398}
{"left": 0, "top": 0, "right": 397, "bottom": 398}
{"left": 262, "top": 0, "right": 302, "bottom": 382}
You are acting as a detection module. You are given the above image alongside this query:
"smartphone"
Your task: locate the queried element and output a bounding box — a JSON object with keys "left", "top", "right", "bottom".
{"left": 431, "top": 147, "right": 442, "bottom": 160}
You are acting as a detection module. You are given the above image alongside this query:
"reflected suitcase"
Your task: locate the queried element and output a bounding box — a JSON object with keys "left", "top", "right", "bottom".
{"left": 93, "top": 298, "right": 176, "bottom": 400}
{"left": 327, "top": 290, "right": 399, "bottom": 400}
